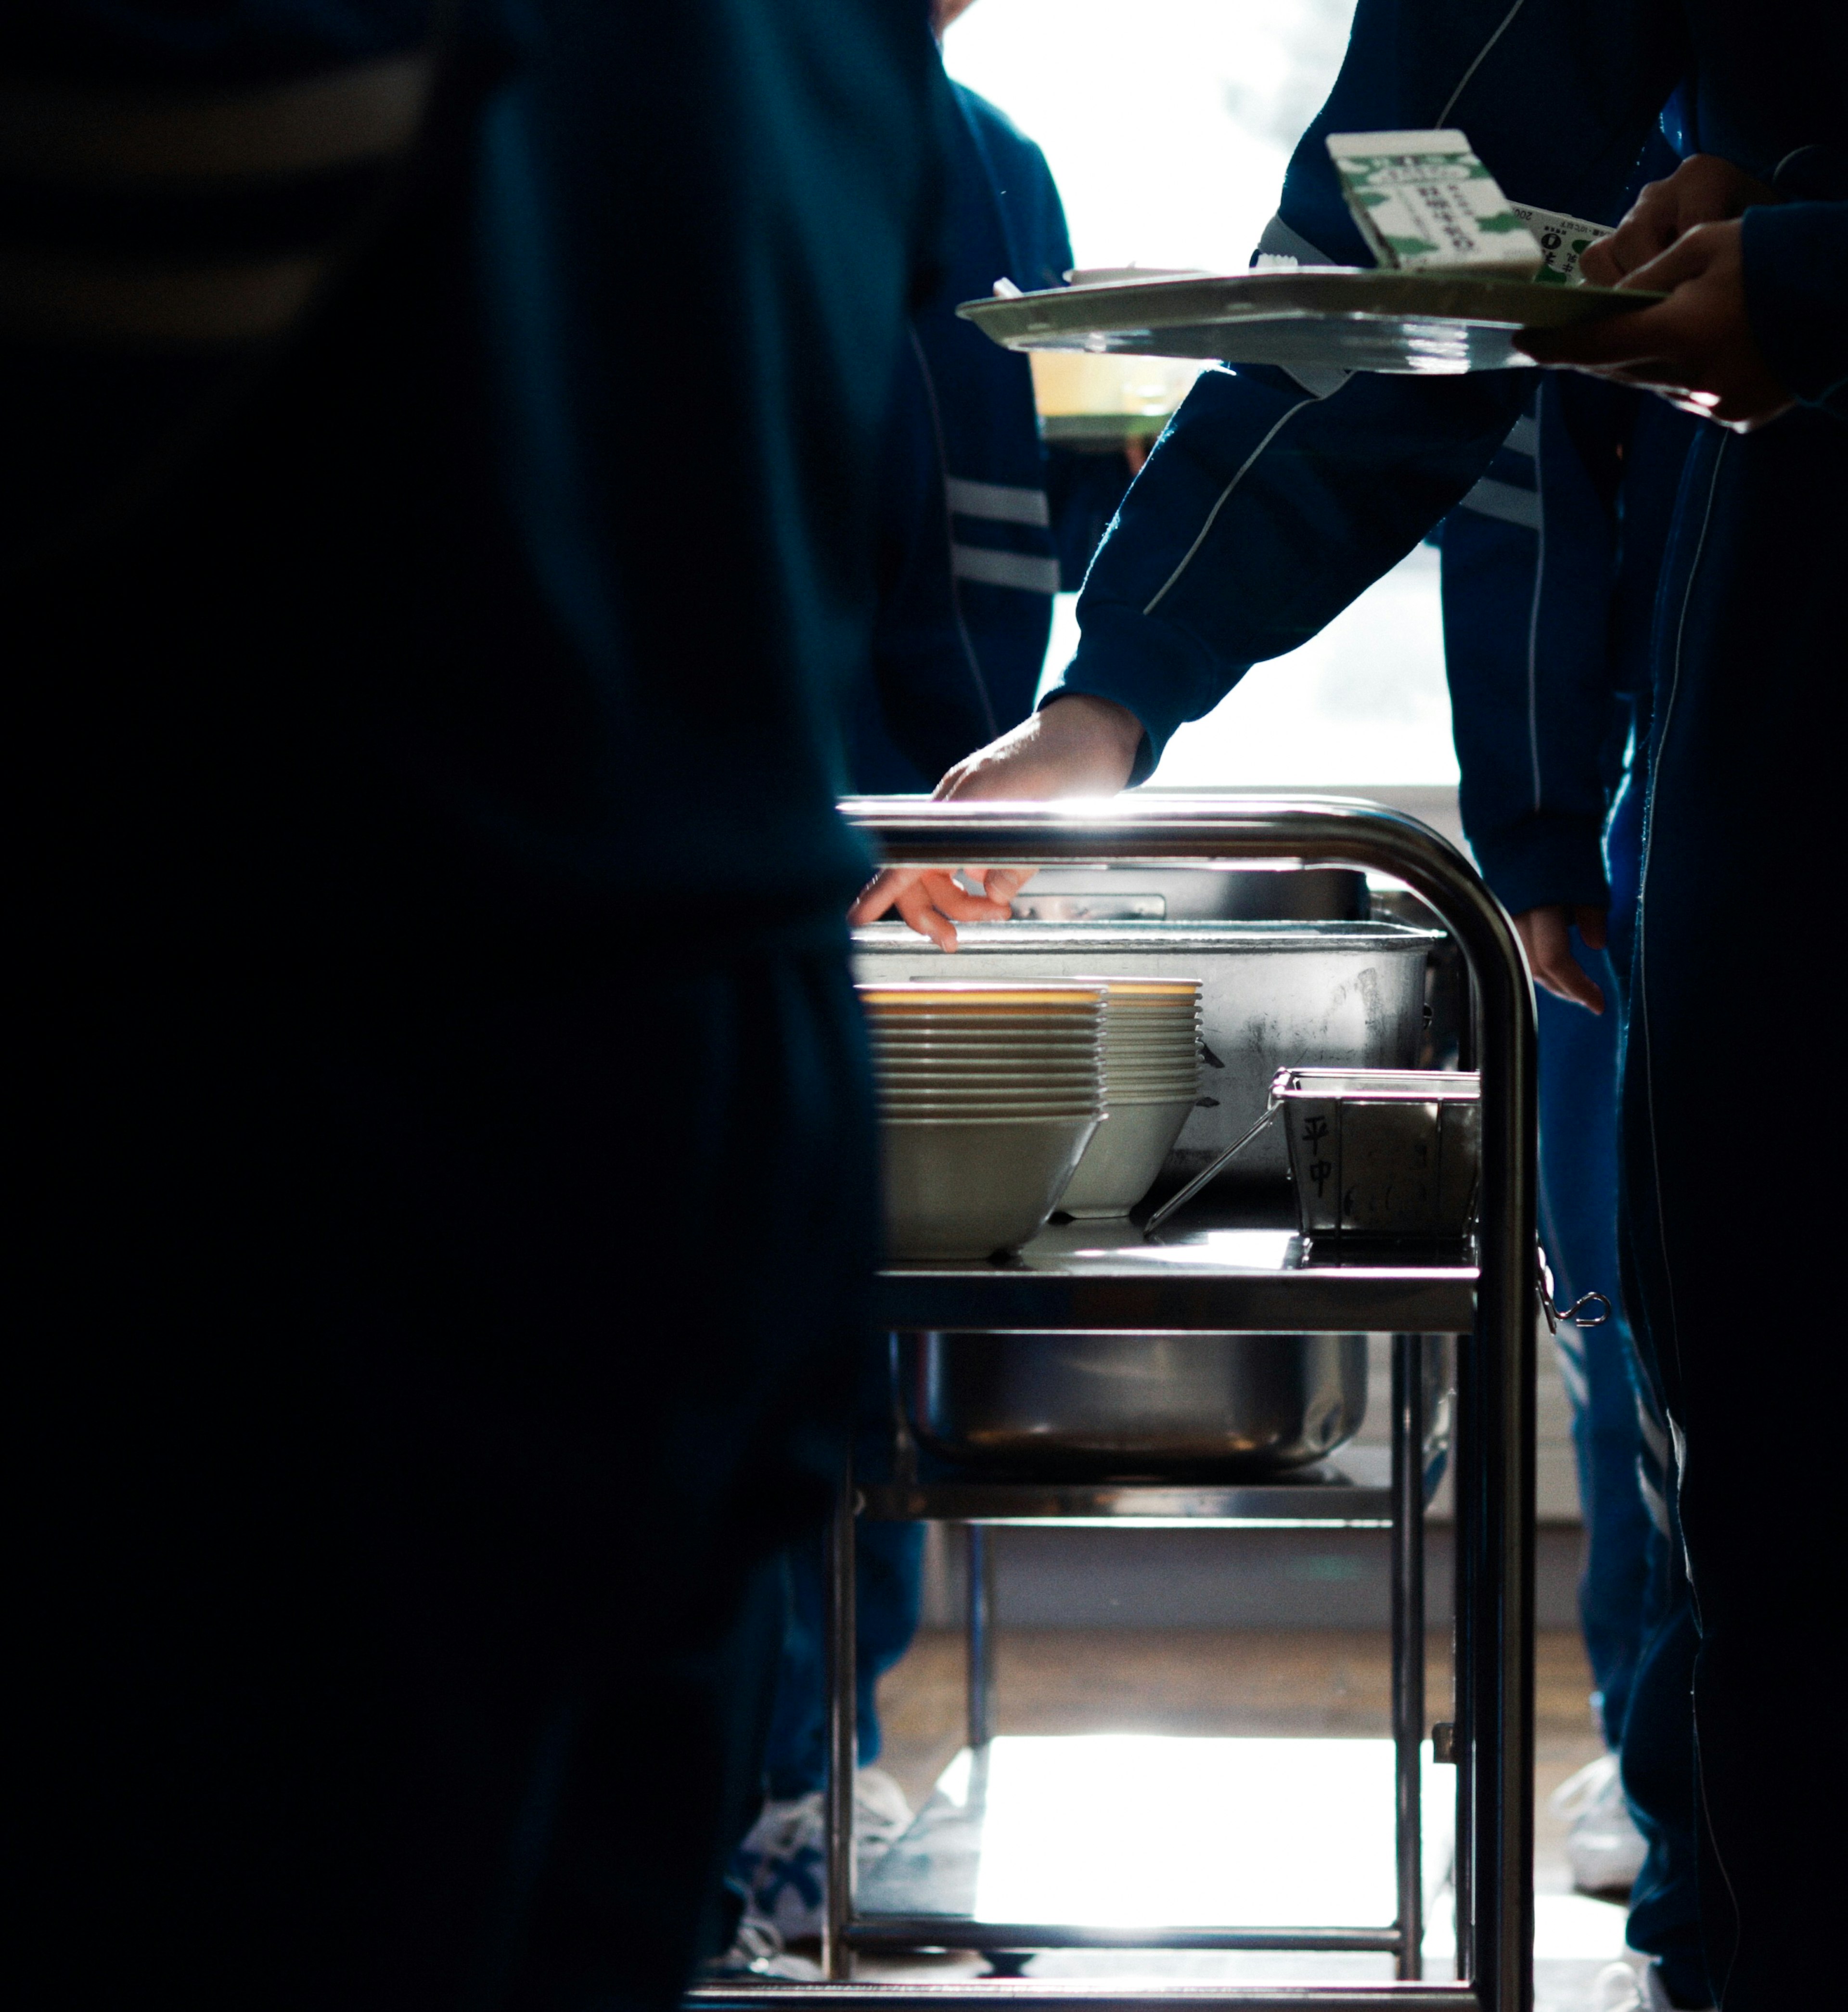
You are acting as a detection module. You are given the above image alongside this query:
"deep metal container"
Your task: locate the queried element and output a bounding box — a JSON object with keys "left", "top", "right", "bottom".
{"left": 905, "top": 1328, "right": 1456, "bottom": 1481}
{"left": 1275, "top": 1067, "right": 1481, "bottom": 1243}
{"left": 908, "top": 1330, "right": 1368, "bottom": 1476}
{"left": 1009, "top": 865, "right": 1367, "bottom": 923}
{"left": 853, "top": 920, "right": 1442, "bottom": 1185}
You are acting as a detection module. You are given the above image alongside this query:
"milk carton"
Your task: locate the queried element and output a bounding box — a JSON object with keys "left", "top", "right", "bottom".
{"left": 1326, "top": 129, "right": 1542, "bottom": 279}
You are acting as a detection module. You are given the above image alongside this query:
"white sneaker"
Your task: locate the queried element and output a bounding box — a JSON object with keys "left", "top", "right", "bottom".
{"left": 734, "top": 1767, "right": 914, "bottom": 1942}
{"left": 1591, "top": 1959, "right": 1713, "bottom": 2012}
{"left": 1551, "top": 1752, "right": 1648, "bottom": 1896}
{"left": 700, "top": 1909, "right": 824, "bottom": 1981}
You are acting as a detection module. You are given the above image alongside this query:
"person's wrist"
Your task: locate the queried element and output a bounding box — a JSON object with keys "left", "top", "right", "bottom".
{"left": 1041, "top": 691, "right": 1146, "bottom": 775}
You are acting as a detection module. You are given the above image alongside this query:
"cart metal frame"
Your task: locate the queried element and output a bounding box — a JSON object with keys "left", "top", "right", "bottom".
{"left": 690, "top": 796, "right": 1536, "bottom": 2012}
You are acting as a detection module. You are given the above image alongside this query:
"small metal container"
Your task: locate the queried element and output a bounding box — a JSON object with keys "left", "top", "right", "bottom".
{"left": 1275, "top": 1067, "right": 1480, "bottom": 1244}
{"left": 908, "top": 1329, "right": 1370, "bottom": 1476}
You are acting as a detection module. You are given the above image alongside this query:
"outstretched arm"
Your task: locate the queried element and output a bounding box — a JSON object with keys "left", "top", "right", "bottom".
{"left": 860, "top": 0, "right": 1680, "bottom": 942}
{"left": 847, "top": 692, "right": 1145, "bottom": 946}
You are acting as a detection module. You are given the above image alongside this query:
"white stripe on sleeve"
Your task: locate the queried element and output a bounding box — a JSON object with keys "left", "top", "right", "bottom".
{"left": 950, "top": 544, "right": 1061, "bottom": 594}
{"left": 944, "top": 477, "right": 1052, "bottom": 527}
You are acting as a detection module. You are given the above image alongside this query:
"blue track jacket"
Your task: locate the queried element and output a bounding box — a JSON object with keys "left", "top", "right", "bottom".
{"left": 7, "top": 0, "right": 953, "bottom": 951}
{"left": 850, "top": 77, "right": 1129, "bottom": 791}
{"left": 1436, "top": 129, "right": 1702, "bottom": 918}
{"left": 1439, "top": 376, "right": 1696, "bottom": 917}
{"left": 1047, "top": 0, "right": 1848, "bottom": 774}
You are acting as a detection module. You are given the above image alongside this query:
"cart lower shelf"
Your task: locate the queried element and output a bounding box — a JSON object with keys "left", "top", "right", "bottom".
{"left": 861, "top": 1447, "right": 1403, "bottom": 1529}
{"left": 853, "top": 1736, "right": 1455, "bottom": 1956}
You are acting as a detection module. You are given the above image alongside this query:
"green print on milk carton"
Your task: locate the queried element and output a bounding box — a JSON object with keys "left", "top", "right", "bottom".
{"left": 1511, "top": 202, "right": 1616, "bottom": 284}
{"left": 1327, "top": 129, "right": 1543, "bottom": 279}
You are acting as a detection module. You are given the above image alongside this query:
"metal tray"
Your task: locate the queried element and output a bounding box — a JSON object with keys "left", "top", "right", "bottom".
{"left": 961, "top": 268, "right": 1662, "bottom": 375}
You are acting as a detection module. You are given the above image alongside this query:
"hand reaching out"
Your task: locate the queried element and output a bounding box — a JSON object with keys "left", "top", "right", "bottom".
{"left": 847, "top": 693, "right": 1147, "bottom": 948}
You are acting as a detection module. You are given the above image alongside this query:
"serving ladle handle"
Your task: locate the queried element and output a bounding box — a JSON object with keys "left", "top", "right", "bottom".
{"left": 1142, "top": 1096, "right": 1280, "bottom": 1238}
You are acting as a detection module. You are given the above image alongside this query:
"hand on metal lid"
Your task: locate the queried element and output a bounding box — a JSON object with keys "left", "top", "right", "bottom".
{"left": 847, "top": 694, "right": 1145, "bottom": 948}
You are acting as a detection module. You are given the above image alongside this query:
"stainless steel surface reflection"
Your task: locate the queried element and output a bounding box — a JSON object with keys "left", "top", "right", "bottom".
{"left": 1276, "top": 1068, "right": 1481, "bottom": 1243}
{"left": 854, "top": 920, "right": 1441, "bottom": 1185}
{"left": 909, "top": 1329, "right": 1368, "bottom": 1477}
{"left": 1010, "top": 865, "right": 1366, "bottom": 922}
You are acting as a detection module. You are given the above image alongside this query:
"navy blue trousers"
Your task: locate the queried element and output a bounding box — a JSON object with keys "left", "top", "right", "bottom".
{"left": 1598, "top": 773, "right": 1710, "bottom": 2009}
{"left": 25, "top": 946, "right": 878, "bottom": 2012}
{"left": 1618, "top": 410, "right": 1848, "bottom": 2008}
{"left": 1537, "top": 976, "right": 1654, "bottom": 1748}
{"left": 761, "top": 1359, "right": 926, "bottom": 1800}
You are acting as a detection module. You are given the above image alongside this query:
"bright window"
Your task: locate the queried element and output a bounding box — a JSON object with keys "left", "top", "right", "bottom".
{"left": 946, "top": 0, "right": 1460, "bottom": 789}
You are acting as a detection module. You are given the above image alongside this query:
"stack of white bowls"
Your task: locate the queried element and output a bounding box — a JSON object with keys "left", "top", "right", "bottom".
{"left": 1054, "top": 976, "right": 1203, "bottom": 1218}
{"left": 863, "top": 982, "right": 1106, "bottom": 1259}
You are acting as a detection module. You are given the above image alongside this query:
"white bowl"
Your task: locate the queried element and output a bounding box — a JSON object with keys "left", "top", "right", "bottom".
{"left": 887, "top": 1085, "right": 1106, "bottom": 1104}
{"left": 1055, "top": 1098, "right": 1199, "bottom": 1219}
{"left": 877, "top": 1062, "right": 1103, "bottom": 1078}
{"left": 866, "top": 1013, "right": 1101, "bottom": 1034}
{"left": 877, "top": 1094, "right": 1103, "bottom": 1110}
{"left": 881, "top": 1085, "right": 1104, "bottom": 1103}
{"left": 882, "top": 1113, "right": 1102, "bottom": 1259}
{"left": 873, "top": 1042, "right": 1104, "bottom": 1063}
{"left": 861, "top": 982, "right": 1104, "bottom": 1004}
{"left": 873, "top": 1030, "right": 1103, "bottom": 1048}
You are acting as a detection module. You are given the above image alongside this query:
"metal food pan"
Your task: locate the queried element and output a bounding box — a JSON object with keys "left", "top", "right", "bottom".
{"left": 1008, "top": 865, "right": 1366, "bottom": 923}
{"left": 907, "top": 1329, "right": 1368, "bottom": 1477}
{"left": 853, "top": 921, "right": 1441, "bottom": 1185}
{"left": 904, "top": 1327, "right": 1456, "bottom": 1481}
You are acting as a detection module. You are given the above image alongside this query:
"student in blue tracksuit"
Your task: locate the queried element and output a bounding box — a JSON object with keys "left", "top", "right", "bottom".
{"left": 737, "top": 27, "right": 1132, "bottom": 1944}
{"left": 1440, "top": 365, "right": 1711, "bottom": 2009}
{"left": 13, "top": 5, "right": 950, "bottom": 2009}
{"left": 855, "top": 6, "right": 1847, "bottom": 2002}
{"left": 850, "top": 71, "right": 1132, "bottom": 793}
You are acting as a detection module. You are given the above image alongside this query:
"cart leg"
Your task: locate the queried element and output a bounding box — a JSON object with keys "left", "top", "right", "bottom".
{"left": 1458, "top": 1285, "right": 1535, "bottom": 2012}
{"left": 822, "top": 1464, "right": 857, "bottom": 1981}
{"left": 1486, "top": 1288, "right": 1537, "bottom": 2012}
{"left": 964, "top": 1524, "right": 995, "bottom": 1749}
{"left": 1391, "top": 1333, "right": 1428, "bottom": 1980}
{"left": 1452, "top": 1323, "right": 1477, "bottom": 1990}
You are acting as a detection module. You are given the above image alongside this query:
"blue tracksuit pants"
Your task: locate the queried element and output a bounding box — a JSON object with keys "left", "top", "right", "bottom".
{"left": 761, "top": 1350, "right": 925, "bottom": 1800}
{"left": 1538, "top": 975, "right": 1654, "bottom": 1750}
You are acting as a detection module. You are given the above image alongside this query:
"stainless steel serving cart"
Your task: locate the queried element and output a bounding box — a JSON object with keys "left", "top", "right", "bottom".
{"left": 690, "top": 796, "right": 1537, "bottom": 2012}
